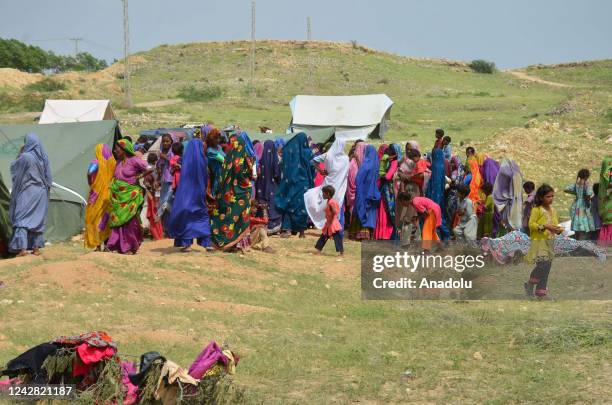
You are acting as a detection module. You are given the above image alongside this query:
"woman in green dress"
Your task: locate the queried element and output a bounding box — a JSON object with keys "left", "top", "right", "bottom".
{"left": 564, "top": 168, "right": 595, "bottom": 240}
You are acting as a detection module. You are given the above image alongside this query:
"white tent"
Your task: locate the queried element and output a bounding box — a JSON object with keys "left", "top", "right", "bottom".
{"left": 39, "top": 99, "right": 116, "bottom": 124}
{"left": 289, "top": 94, "right": 394, "bottom": 140}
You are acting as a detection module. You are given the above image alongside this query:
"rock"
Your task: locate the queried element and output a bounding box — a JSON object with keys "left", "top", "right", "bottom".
{"left": 387, "top": 351, "right": 400, "bottom": 357}
{"left": 0, "top": 299, "right": 13, "bottom": 305}
{"left": 325, "top": 284, "right": 331, "bottom": 289}
{"left": 400, "top": 369, "right": 416, "bottom": 380}
{"left": 195, "top": 296, "right": 207, "bottom": 302}
{"left": 473, "top": 351, "right": 483, "bottom": 360}
{"left": 289, "top": 279, "right": 298, "bottom": 286}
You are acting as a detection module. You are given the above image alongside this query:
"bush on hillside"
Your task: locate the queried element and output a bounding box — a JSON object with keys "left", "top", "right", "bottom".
{"left": 469, "top": 59, "right": 496, "bottom": 74}
{"left": 25, "top": 77, "right": 67, "bottom": 92}
{"left": 178, "top": 85, "right": 225, "bottom": 102}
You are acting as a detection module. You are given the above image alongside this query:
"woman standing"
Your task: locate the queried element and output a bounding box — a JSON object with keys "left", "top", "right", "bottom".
{"left": 211, "top": 135, "right": 254, "bottom": 251}
{"left": 375, "top": 144, "right": 400, "bottom": 240}
{"left": 0, "top": 171, "right": 12, "bottom": 255}
{"left": 305, "top": 139, "right": 350, "bottom": 231}
{"left": 564, "top": 169, "right": 596, "bottom": 240}
{"left": 346, "top": 141, "right": 366, "bottom": 224}
{"left": 9, "top": 133, "right": 52, "bottom": 256}
{"left": 425, "top": 148, "right": 451, "bottom": 241}
{"left": 107, "top": 138, "right": 152, "bottom": 254}
{"left": 349, "top": 144, "right": 380, "bottom": 240}
{"left": 156, "top": 134, "right": 174, "bottom": 218}
{"left": 84, "top": 144, "right": 116, "bottom": 250}
{"left": 275, "top": 133, "right": 314, "bottom": 238}
{"left": 598, "top": 157, "right": 612, "bottom": 246}
{"left": 255, "top": 140, "right": 282, "bottom": 234}
{"left": 166, "top": 139, "right": 213, "bottom": 252}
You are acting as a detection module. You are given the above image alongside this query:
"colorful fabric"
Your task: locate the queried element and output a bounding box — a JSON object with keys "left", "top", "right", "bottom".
{"left": 422, "top": 207, "right": 441, "bottom": 250}
{"left": 254, "top": 142, "right": 264, "bottom": 162}
{"left": 304, "top": 139, "right": 349, "bottom": 229}
{"left": 188, "top": 341, "right": 234, "bottom": 379}
{"left": 478, "top": 194, "right": 494, "bottom": 238}
{"left": 481, "top": 230, "right": 531, "bottom": 264}
{"left": 322, "top": 199, "right": 343, "bottom": 236}
{"left": 52, "top": 331, "right": 117, "bottom": 349}
{"left": 354, "top": 145, "right": 381, "bottom": 229}
{"left": 274, "top": 133, "right": 314, "bottom": 232}
{"left": 109, "top": 179, "right": 144, "bottom": 228}
{"left": 375, "top": 157, "right": 398, "bottom": 240}
{"left": 425, "top": 148, "right": 449, "bottom": 239}
{"left": 346, "top": 142, "right": 366, "bottom": 212}
{"left": 211, "top": 135, "right": 253, "bottom": 249}
{"left": 117, "top": 138, "right": 135, "bottom": 156}
{"left": 166, "top": 139, "right": 211, "bottom": 244}
{"left": 565, "top": 181, "right": 596, "bottom": 232}
{"left": 255, "top": 140, "right": 282, "bottom": 231}
{"left": 85, "top": 144, "right": 116, "bottom": 248}
{"left": 493, "top": 159, "right": 523, "bottom": 230}
{"left": 525, "top": 206, "right": 558, "bottom": 264}
{"left": 412, "top": 197, "right": 442, "bottom": 227}
{"left": 482, "top": 158, "right": 499, "bottom": 186}
{"left": 466, "top": 157, "right": 482, "bottom": 205}
{"left": 598, "top": 157, "right": 612, "bottom": 225}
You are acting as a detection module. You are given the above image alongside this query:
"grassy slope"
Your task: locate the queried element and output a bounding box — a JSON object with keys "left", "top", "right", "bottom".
{"left": 0, "top": 238, "right": 610, "bottom": 404}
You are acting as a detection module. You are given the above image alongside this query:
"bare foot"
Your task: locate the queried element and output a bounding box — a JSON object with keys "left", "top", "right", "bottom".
{"left": 313, "top": 250, "right": 322, "bottom": 255}
{"left": 205, "top": 247, "right": 215, "bottom": 252}
{"left": 299, "top": 232, "right": 306, "bottom": 239}
{"left": 280, "top": 232, "right": 291, "bottom": 238}
{"left": 16, "top": 250, "right": 28, "bottom": 257}
{"left": 32, "top": 249, "right": 42, "bottom": 256}
{"left": 94, "top": 246, "right": 102, "bottom": 252}
{"left": 263, "top": 246, "right": 276, "bottom": 254}
{"left": 180, "top": 247, "right": 192, "bottom": 253}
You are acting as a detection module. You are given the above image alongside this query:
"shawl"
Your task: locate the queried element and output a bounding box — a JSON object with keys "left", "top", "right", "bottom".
{"left": 467, "top": 157, "right": 482, "bottom": 204}
{"left": 304, "top": 139, "right": 349, "bottom": 229}
{"left": 493, "top": 159, "right": 524, "bottom": 230}
{"left": 84, "top": 144, "right": 116, "bottom": 248}
{"left": 255, "top": 140, "right": 282, "bottom": 227}
{"left": 482, "top": 158, "right": 500, "bottom": 186}
{"left": 354, "top": 145, "right": 381, "bottom": 229}
{"left": 406, "top": 140, "right": 420, "bottom": 154}
{"left": 346, "top": 142, "right": 366, "bottom": 211}
{"left": 166, "top": 139, "right": 211, "bottom": 240}
{"left": 9, "top": 133, "right": 52, "bottom": 233}
{"left": 599, "top": 157, "right": 612, "bottom": 225}
{"left": 239, "top": 131, "right": 256, "bottom": 158}
{"left": 426, "top": 148, "right": 447, "bottom": 210}
{"left": 274, "top": 133, "right": 314, "bottom": 221}
{"left": 211, "top": 135, "right": 253, "bottom": 249}
{"left": 254, "top": 142, "right": 264, "bottom": 162}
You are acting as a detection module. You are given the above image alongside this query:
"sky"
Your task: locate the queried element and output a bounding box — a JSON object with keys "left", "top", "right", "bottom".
{"left": 1, "top": 0, "right": 611, "bottom": 69}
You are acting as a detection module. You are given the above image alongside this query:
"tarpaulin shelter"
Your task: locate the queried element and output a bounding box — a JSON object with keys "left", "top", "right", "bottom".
{"left": 246, "top": 127, "right": 336, "bottom": 145}
{"left": 0, "top": 120, "right": 119, "bottom": 241}
{"left": 39, "top": 100, "right": 116, "bottom": 124}
{"left": 289, "top": 94, "right": 393, "bottom": 141}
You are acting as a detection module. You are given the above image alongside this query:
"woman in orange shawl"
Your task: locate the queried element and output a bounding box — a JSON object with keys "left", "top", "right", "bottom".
{"left": 466, "top": 156, "right": 483, "bottom": 206}
{"left": 84, "top": 144, "right": 116, "bottom": 250}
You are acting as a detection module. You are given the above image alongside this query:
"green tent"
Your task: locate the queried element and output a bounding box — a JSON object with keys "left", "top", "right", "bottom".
{"left": 0, "top": 120, "right": 118, "bottom": 241}
{"left": 245, "top": 127, "right": 335, "bottom": 145}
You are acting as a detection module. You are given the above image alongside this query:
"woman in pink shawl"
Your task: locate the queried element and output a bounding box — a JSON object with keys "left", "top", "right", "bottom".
{"left": 396, "top": 140, "right": 422, "bottom": 241}
{"left": 346, "top": 141, "right": 366, "bottom": 222}
{"left": 374, "top": 144, "right": 400, "bottom": 239}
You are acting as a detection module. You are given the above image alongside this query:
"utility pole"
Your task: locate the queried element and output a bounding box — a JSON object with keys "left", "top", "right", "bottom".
{"left": 69, "top": 38, "right": 83, "bottom": 56}
{"left": 122, "top": 0, "right": 133, "bottom": 107}
{"left": 250, "top": 0, "right": 256, "bottom": 96}
{"left": 307, "top": 17, "right": 311, "bottom": 41}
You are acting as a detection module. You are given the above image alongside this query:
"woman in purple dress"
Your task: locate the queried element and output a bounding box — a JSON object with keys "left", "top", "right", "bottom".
{"left": 107, "top": 138, "right": 153, "bottom": 254}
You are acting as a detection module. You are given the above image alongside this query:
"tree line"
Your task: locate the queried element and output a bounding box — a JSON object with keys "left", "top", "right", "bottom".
{"left": 0, "top": 38, "right": 108, "bottom": 73}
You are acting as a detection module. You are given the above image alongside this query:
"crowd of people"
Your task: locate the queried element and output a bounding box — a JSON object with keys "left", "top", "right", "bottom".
{"left": 1, "top": 126, "right": 610, "bottom": 297}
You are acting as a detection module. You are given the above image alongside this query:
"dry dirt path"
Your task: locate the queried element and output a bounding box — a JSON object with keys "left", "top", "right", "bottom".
{"left": 134, "top": 98, "right": 183, "bottom": 108}
{"left": 506, "top": 70, "right": 572, "bottom": 88}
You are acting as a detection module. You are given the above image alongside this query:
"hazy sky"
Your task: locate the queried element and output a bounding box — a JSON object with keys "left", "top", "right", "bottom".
{"left": 1, "top": 0, "right": 610, "bottom": 68}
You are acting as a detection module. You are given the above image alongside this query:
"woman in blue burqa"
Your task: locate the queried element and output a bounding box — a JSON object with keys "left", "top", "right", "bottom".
{"left": 165, "top": 138, "right": 213, "bottom": 252}
{"left": 9, "top": 133, "right": 52, "bottom": 256}
{"left": 275, "top": 133, "right": 313, "bottom": 238}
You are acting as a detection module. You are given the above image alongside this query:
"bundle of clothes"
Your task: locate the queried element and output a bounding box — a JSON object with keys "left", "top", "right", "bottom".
{"left": 0, "top": 331, "right": 240, "bottom": 404}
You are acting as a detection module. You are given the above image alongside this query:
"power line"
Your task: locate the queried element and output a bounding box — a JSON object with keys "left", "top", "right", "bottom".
{"left": 307, "top": 17, "right": 312, "bottom": 41}
{"left": 122, "top": 0, "right": 133, "bottom": 107}
{"left": 250, "top": 0, "right": 256, "bottom": 97}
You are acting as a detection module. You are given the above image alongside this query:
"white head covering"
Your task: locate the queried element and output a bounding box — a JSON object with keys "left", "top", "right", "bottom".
{"left": 304, "top": 139, "right": 350, "bottom": 229}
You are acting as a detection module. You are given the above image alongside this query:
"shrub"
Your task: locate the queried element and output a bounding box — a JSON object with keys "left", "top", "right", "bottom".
{"left": 469, "top": 59, "right": 496, "bottom": 74}
{"left": 178, "top": 85, "right": 224, "bottom": 102}
{"left": 25, "top": 77, "right": 67, "bottom": 92}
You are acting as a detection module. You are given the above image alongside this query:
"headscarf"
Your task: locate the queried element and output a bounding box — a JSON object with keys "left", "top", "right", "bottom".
{"left": 274, "top": 137, "right": 285, "bottom": 150}
{"left": 406, "top": 140, "right": 420, "bottom": 155}
{"left": 482, "top": 158, "right": 500, "bottom": 187}
{"left": 166, "top": 139, "right": 211, "bottom": 241}
{"left": 239, "top": 131, "right": 256, "bottom": 158}
{"left": 599, "top": 157, "right": 612, "bottom": 225}
{"left": 390, "top": 143, "right": 403, "bottom": 161}
{"left": 377, "top": 144, "right": 388, "bottom": 161}
{"left": 9, "top": 133, "right": 52, "bottom": 233}
{"left": 354, "top": 145, "right": 381, "bottom": 229}
{"left": 255, "top": 140, "right": 282, "bottom": 229}
{"left": 304, "top": 139, "right": 349, "bottom": 229}
{"left": 211, "top": 135, "right": 253, "bottom": 249}
{"left": 84, "top": 144, "right": 116, "bottom": 249}
{"left": 22, "top": 133, "right": 52, "bottom": 188}
{"left": 117, "top": 138, "right": 135, "bottom": 157}
{"left": 254, "top": 142, "right": 264, "bottom": 162}
{"left": 274, "top": 133, "right": 313, "bottom": 230}
{"left": 493, "top": 159, "right": 523, "bottom": 230}
{"left": 346, "top": 142, "right": 367, "bottom": 211}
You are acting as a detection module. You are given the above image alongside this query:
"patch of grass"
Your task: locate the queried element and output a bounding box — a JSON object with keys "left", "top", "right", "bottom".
{"left": 0, "top": 92, "right": 46, "bottom": 113}
{"left": 514, "top": 324, "right": 610, "bottom": 351}
{"left": 24, "top": 77, "right": 67, "bottom": 92}
{"left": 604, "top": 108, "right": 612, "bottom": 123}
{"left": 127, "top": 106, "right": 150, "bottom": 114}
{"left": 178, "top": 84, "right": 225, "bottom": 102}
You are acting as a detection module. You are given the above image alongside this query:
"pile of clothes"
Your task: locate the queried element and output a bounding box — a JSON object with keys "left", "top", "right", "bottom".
{"left": 0, "top": 331, "right": 239, "bottom": 404}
